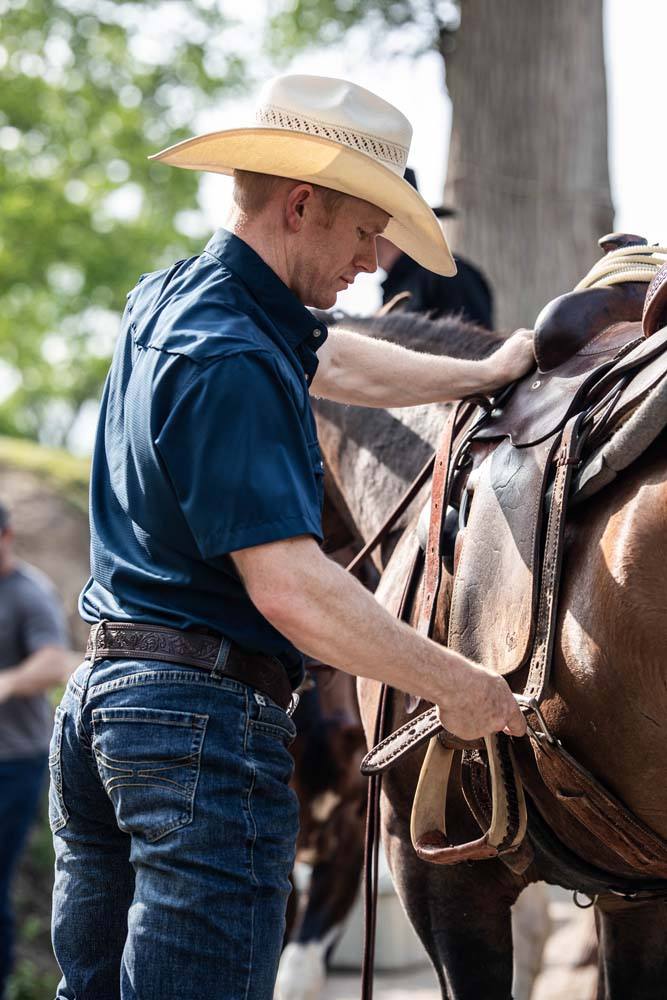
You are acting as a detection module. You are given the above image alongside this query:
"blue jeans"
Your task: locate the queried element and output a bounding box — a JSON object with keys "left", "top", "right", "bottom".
{"left": 49, "top": 657, "right": 299, "bottom": 999}
{"left": 0, "top": 753, "right": 48, "bottom": 999}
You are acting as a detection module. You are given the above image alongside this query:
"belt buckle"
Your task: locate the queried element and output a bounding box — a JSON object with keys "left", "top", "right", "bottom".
{"left": 287, "top": 691, "right": 300, "bottom": 717}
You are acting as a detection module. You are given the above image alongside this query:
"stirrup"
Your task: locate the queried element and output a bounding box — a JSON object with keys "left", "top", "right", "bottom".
{"left": 410, "top": 732, "right": 527, "bottom": 864}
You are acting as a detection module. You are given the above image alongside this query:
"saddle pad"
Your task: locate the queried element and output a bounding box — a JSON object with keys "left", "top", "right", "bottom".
{"left": 574, "top": 366, "right": 667, "bottom": 502}
{"left": 447, "top": 434, "right": 559, "bottom": 676}
{"left": 476, "top": 322, "right": 641, "bottom": 447}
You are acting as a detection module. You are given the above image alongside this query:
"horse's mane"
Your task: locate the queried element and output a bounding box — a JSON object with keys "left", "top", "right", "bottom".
{"left": 338, "top": 311, "right": 504, "bottom": 361}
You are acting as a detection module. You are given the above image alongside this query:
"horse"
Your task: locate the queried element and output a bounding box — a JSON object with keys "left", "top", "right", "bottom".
{"left": 279, "top": 311, "right": 552, "bottom": 1000}
{"left": 341, "top": 243, "right": 667, "bottom": 999}
{"left": 313, "top": 310, "right": 558, "bottom": 998}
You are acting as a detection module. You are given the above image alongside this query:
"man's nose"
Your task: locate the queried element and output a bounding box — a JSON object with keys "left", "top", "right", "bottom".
{"left": 354, "top": 238, "right": 379, "bottom": 275}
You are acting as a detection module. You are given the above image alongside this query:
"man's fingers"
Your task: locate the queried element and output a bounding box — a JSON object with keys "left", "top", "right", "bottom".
{"left": 503, "top": 720, "right": 527, "bottom": 738}
{"left": 503, "top": 705, "right": 527, "bottom": 738}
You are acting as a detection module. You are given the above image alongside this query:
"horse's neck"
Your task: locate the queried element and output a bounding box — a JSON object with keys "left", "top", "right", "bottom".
{"left": 316, "top": 399, "right": 450, "bottom": 543}
{"left": 315, "top": 312, "right": 500, "bottom": 544}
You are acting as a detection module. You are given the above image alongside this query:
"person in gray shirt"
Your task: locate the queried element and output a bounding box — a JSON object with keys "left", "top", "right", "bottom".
{"left": 0, "top": 500, "right": 71, "bottom": 998}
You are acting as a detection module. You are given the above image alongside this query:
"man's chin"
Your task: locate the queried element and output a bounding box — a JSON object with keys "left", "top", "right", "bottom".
{"left": 309, "top": 291, "right": 337, "bottom": 310}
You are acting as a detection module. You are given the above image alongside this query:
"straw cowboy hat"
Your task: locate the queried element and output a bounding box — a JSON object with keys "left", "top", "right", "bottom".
{"left": 150, "top": 74, "right": 456, "bottom": 277}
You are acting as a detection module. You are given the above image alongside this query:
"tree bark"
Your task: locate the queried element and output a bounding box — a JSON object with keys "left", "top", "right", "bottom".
{"left": 442, "top": 0, "right": 613, "bottom": 330}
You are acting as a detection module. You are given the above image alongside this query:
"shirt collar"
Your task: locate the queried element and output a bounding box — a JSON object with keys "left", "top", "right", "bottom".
{"left": 203, "top": 229, "right": 328, "bottom": 353}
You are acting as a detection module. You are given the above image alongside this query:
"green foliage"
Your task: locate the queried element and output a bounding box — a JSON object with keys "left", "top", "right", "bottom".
{"left": 0, "top": 0, "right": 247, "bottom": 445}
{"left": 6, "top": 960, "right": 60, "bottom": 1000}
{"left": 265, "top": 0, "right": 460, "bottom": 60}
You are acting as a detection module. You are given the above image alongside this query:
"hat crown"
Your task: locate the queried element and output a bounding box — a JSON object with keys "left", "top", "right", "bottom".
{"left": 256, "top": 74, "right": 411, "bottom": 176}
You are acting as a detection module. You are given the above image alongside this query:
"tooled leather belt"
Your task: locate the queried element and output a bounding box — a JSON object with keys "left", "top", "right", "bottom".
{"left": 85, "top": 621, "right": 294, "bottom": 712}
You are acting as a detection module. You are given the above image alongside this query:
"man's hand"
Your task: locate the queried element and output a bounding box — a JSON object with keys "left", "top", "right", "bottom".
{"left": 436, "top": 661, "right": 527, "bottom": 742}
{"left": 480, "top": 328, "right": 535, "bottom": 393}
{"left": 0, "top": 671, "right": 16, "bottom": 705}
{"left": 0, "top": 647, "right": 76, "bottom": 702}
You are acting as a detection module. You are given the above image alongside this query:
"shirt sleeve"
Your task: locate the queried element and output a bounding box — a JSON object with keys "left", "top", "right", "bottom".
{"left": 156, "top": 351, "right": 324, "bottom": 558}
{"left": 20, "top": 576, "right": 69, "bottom": 656}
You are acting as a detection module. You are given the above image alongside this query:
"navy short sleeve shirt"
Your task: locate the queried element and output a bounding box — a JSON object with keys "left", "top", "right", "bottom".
{"left": 79, "top": 230, "right": 329, "bottom": 687}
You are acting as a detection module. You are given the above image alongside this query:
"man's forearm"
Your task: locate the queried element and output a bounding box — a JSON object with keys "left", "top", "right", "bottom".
{"left": 0, "top": 646, "right": 77, "bottom": 701}
{"left": 311, "top": 327, "right": 536, "bottom": 408}
{"left": 233, "top": 536, "right": 525, "bottom": 739}
{"left": 311, "top": 327, "right": 492, "bottom": 407}
{"left": 240, "top": 540, "right": 484, "bottom": 707}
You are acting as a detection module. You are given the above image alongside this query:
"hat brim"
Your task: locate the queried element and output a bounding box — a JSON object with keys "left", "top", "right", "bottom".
{"left": 149, "top": 128, "right": 456, "bottom": 277}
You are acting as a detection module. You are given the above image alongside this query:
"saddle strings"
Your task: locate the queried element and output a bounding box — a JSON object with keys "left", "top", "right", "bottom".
{"left": 575, "top": 243, "right": 667, "bottom": 289}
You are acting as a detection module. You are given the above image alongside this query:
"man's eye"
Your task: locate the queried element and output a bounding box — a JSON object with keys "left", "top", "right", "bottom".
{"left": 357, "top": 227, "right": 368, "bottom": 240}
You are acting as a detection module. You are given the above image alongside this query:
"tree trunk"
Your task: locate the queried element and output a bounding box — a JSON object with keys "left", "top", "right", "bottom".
{"left": 442, "top": 0, "right": 613, "bottom": 330}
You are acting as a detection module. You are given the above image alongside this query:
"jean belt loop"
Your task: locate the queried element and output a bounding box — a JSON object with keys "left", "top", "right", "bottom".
{"left": 210, "top": 636, "right": 231, "bottom": 679}
{"left": 76, "top": 619, "right": 107, "bottom": 738}
{"left": 83, "top": 618, "right": 108, "bottom": 689}
{"left": 90, "top": 619, "right": 105, "bottom": 661}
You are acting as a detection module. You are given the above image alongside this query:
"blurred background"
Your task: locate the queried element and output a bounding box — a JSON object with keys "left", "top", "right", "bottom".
{"left": 0, "top": 0, "right": 664, "bottom": 996}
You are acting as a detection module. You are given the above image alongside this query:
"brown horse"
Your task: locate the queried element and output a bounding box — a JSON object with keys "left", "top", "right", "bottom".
{"left": 315, "top": 311, "right": 558, "bottom": 997}
{"left": 320, "top": 297, "right": 667, "bottom": 998}
{"left": 279, "top": 313, "right": 551, "bottom": 1000}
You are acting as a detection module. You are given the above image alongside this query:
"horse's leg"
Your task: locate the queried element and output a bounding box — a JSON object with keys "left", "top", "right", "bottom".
{"left": 595, "top": 895, "right": 667, "bottom": 1000}
{"left": 380, "top": 766, "right": 526, "bottom": 1000}
{"left": 384, "top": 824, "right": 523, "bottom": 999}
{"left": 277, "top": 803, "right": 365, "bottom": 1000}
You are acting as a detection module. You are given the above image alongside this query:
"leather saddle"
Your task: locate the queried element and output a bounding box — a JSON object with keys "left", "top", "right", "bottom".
{"left": 362, "top": 234, "right": 667, "bottom": 878}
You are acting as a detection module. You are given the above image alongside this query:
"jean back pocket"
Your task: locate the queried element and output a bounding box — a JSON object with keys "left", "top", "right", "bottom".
{"left": 92, "top": 707, "right": 208, "bottom": 843}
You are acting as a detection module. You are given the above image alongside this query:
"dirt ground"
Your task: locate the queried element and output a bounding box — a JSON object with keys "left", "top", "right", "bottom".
{"left": 322, "top": 887, "right": 597, "bottom": 1000}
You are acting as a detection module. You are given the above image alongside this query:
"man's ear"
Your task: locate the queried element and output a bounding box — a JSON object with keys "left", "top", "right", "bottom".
{"left": 285, "top": 183, "right": 315, "bottom": 232}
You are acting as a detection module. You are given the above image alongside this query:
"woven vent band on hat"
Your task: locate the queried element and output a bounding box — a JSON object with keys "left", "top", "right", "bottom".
{"left": 256, "top": 104, "right": 409, "bottom": 172}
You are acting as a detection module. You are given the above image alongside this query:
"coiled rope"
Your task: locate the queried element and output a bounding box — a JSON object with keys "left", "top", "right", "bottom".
{"left": 576, "top": 243, "right": 667, "bottom": 290}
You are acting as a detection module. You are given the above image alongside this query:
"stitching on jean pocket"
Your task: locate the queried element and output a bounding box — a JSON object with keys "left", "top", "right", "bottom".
{"left": 48, "top": 705, "right": 69, "bottom": 834}
{"left": 91, "top": 708, "right": 208, "bottom": 842}
{"left": 249, "top": 721, "right": 296, "bottom": 742}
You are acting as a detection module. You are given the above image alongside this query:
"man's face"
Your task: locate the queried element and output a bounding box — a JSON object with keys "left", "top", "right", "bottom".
{"left": 291, "top": 192, "right": 390, "bottom": 309}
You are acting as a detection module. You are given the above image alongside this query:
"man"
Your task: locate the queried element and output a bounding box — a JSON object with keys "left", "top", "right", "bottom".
{"left": 378, "top": 167, "right": 494, "bottom": 328}
{"left": 0, "top": 501, "right": 70, "bottom": 998}
{"left": 51, "top": 74, "right": 534, "bottom": 999}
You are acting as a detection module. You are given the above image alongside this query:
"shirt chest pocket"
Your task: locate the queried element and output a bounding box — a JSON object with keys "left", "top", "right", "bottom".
{"left": 308, "top": 440, "right": 325, "bottom": 511}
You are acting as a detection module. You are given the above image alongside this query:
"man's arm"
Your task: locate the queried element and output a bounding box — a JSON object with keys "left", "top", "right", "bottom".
{"left": 0, "top": 645, "right": 79, "bottom": 703}
{"left": 232, "top": 535, "right": 526, "bottom": 742}
{"left": 310, "top": 326, "right": 535, "bottom": 407}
